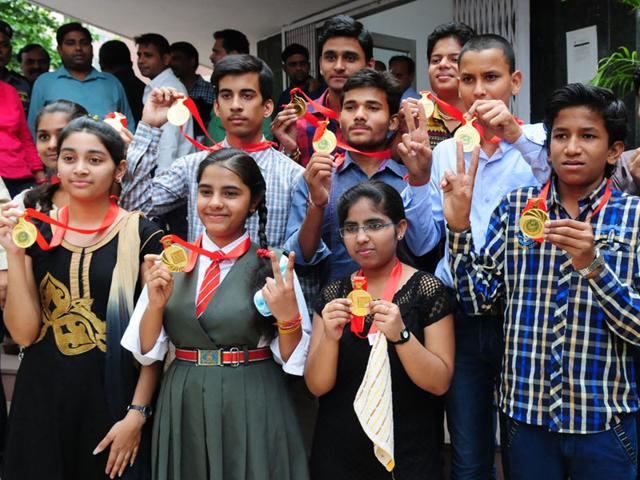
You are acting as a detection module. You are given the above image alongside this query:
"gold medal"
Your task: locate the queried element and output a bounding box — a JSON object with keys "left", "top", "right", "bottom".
{"left": 313, "top": 129, "right": 337, "bottom": 154}
{"left": 519, "top": 208, "right": 548, "bottom": 239}
{"left": 12, "top": 218, "right": 38, "bottom": 249}
{"left": 347, "top": 276, "right": 372, "bottom": 317}
{"left": 454, "top": 122, "right": 481, "bottom": 152}
{"left": 167, "top": 99, "right": 191, "bottom": 127}
{"left": 291, "top": 96, "right": 307, "bottom": 118}
{"left": 419, "top": 93, "right": 435, "bottom": 118}
{"left": 161, "top": 243, "right": 189, "bottom": 272}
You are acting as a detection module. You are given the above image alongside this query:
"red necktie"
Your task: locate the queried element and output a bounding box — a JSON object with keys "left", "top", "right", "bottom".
{"left": 195, "top": 237, "right": 252, "bottom": 318}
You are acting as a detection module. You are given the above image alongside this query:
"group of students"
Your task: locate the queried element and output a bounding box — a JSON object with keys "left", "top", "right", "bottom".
{"left": 0, "top": 12, "right": 639, "bottom": 480}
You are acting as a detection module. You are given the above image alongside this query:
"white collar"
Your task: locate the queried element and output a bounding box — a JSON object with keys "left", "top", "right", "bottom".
{"left": 201, "top": 231, "right": 249, "bottom": 255}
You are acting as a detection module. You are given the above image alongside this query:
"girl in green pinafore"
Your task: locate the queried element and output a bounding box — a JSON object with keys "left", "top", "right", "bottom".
{"left": 121, "top": 148, "right": 310, "bottom": 480}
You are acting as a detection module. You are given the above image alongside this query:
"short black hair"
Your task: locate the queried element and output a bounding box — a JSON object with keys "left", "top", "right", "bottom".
{"left": 343, "top": 68, "right": 402, "bottom": 116}
{"left": 338, "top": 180, "right": 406, "bottom": 228}
{"left": 459, "top": 34, "right": 515, "bottom": 73}
{"left": 212, "top": 54, "right": 273, "bottom": 102}
{"left": 427, "top": 21, "right": 476, "bottom": 61}
{"left": 98, "top": 40, "right": 132, "bottom": 69}
{"left": 389, "top": 55, "right": 415, "bottom": 75}
{"left": 281, "top": 43, "right": 309, "bottom": 63}
{"left": 170, "top": 41, "right": 199, "bottom": 66}
{"left": 134, "top": 33, "right": 170, "bottom": 56}
{"left": 318, "top": 15, "right": 373, "bottom": 61}
{"left": 56, "top": 22, "right": 91, "bottom": 45}
{"left": 17, "top": 44, "right": 50, "bottom": 63}
{"left": 544, "top": 83, "right": 628, "bottom": 178}
{"left": 213, "top": 29, "right": 250, "bottom": 54}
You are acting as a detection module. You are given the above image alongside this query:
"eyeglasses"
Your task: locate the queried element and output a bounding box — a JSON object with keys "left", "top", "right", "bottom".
{"left": 338, "top": 222, "right": 394, "bottom": 238}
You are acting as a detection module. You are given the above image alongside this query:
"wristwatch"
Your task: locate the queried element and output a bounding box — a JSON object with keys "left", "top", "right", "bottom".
{"left": 577, "top": 249, "right": 605, "bottom": 277}
{"left": 389, "top": 328, "right": 411, "bottom": 345}
{"left": 127, "top": 404, "right": 153, "bottom": 419}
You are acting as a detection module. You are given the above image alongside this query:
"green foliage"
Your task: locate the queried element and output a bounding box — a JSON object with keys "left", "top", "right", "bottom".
{"left": 0, "top": 0, "right": 61, "bottom": 72}
{"left": 619, "top": 0, "right": 640, "bottom": 8}
{"left": 591, "top": 47, "right": 640, "bottom": 97}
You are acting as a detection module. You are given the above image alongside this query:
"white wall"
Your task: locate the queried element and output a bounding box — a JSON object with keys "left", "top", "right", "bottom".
{"left": 360, "top": 0, "right": 454, "bottom": 92}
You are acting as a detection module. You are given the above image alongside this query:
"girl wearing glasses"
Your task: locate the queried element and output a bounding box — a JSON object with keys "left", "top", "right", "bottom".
{"left": 305, "top": 180, "right": 455, "bottom": 480}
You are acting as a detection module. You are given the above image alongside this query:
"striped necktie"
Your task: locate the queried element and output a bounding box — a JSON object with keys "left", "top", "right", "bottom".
{"left": 194, "top": 236, "right": 252, "bottom": 318}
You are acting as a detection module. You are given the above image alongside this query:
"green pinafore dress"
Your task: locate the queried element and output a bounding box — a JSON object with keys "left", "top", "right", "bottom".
{"left": 152, "top": 245, "right": 309, "bottom": 480}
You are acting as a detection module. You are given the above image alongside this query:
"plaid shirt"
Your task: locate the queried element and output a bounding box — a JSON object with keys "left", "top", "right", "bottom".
{"left": 295, "top": 89, "right": 345, "bottom": 166}
{"left": 189, "top": 75, "right": 215, "bottom": 104}
{"left": 120, "top": 122, "right": 304, "bottom": 246}
{"left": 449, "top": 177, "right": 640, "bottom": 434}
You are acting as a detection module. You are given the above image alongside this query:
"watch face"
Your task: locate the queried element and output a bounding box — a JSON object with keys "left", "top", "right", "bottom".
{"left": 401, "top": 329, "right": 410, "bottom": 340}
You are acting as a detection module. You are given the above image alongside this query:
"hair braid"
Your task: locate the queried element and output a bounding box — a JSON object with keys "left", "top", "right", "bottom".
{"left": 256, "top": 197, "right": 269, "bottom": 250}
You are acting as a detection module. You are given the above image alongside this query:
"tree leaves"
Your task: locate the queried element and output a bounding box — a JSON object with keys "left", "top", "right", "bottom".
{"left": 591, "top": 47, "right": 640, "bottom": 98}
{"left": 0, "top": 0, "right": 61, "bottom": 71}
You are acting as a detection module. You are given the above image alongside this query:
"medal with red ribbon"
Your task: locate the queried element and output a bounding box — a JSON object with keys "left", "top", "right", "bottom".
{"left": 419, "top": 91, "right": 523, "bottom": 149}
{"left": 167, "top": 96, "right": 276, "bottom": 154}
{"left": 159, "top": 234, "right": 252, "bottom": 273}
{"left": 520, "top": 179, "right": 612, "bottom": 242}
{"left": 348, "top": 259, "right": 403, "bottom": 339}
{"left": 12, "top": 200, "right": 120, "bottom": 250}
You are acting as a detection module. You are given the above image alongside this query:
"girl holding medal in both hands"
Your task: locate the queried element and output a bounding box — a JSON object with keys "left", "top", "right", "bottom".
{"left": 121, "top": 148, "right": 311, "bottom": 480}
{"left": 0, "top": 117, "right": 164, "bottom": 480}
{"left": 305, "top": 180, "right": 455, "bottom": 480}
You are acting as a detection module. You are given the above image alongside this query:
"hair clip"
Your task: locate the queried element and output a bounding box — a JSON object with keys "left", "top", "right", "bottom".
{"left": 256, "top": 248, "right": 272, "bottom": 258}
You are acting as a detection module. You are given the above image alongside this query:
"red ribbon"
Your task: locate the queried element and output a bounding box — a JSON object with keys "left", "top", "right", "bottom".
{"left": 351, "top": 258, "right": 403, "bottom": 338}
{"left": 290, "top": 87, "right": 339, "bottom": 121}
{"left": 523, "top": 179, "right": 612, "bottom": 243}
{"left": 23, "top": 200, "right": 120, "bottom": 250}
{"left": 161, "top": 234, "right": 252, "bottom": 273}
{"left": 176, "top": 97, "right": 276, "bottom": 153}
{"left": 420, "top": 91, "right": 522, "bottom": 144}
{"left": 104, "top": 111, "right": 128, "bottom": 130}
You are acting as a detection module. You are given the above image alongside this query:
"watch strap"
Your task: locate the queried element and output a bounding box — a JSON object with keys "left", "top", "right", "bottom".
{"left": 127, "top": 404, "right": 152, "bottom": 418}
{"left": 578, "top": 250, "right": 605, "bottom": 277}
{"left": 388, "top": 328, "right": 411, "bottom": 345}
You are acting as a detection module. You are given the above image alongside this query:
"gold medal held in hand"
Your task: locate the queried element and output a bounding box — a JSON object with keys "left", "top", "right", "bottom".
{"left": 454, "top": 122, "right": 481, "bottom": 152}
{"left": 519, "top": 208, "right": 548, "bottom": 239}
{"left": 419, "top": 93, "right": 435, "bottom": 118}
{"left": 291, "top": 96, "right": 307, "bottom": 118}
{"left": 313, "top": 129, "right": 337, "bottom": 154}
{"left": 347, "top": 276, "right": 372, "bottom": 317}
{"left": 12, "top": 218, "right": 38, "bottom": 249}
{"left": 161, "top": 243, "right": 189, "bottom": 272}
{"left": 167, "top": 98, "right": 191, "bottom": 127}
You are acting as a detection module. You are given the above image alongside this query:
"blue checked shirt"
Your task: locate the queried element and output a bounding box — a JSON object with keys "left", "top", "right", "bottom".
{"left": 120, "top": 122, "right": 304, "bottom": 246}
{"left": 448, "top": 178, "right": 640, "bottom": 434}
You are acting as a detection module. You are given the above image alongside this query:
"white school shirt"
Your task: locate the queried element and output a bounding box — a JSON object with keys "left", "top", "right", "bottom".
{"left": 121, "top": 232, "right": 311, "bottom": 375}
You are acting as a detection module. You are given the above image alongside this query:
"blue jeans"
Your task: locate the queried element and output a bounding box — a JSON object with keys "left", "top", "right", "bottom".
{"left": 445, "top": 308, "right": 503, "bottom": 480}
{"left": 504, "top": 413, "right": 637, "bottom": 480}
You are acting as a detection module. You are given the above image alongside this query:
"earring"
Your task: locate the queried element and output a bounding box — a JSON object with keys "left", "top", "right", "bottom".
{"left": 398, "top": 235, "right": 403, "bottom": 240}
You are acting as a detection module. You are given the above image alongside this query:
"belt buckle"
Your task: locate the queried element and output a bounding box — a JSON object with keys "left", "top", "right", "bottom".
{"left": 228, "top": 347, "right": 241, "bottom": 368}
{"left": 197, "top": 349, "right": 222, "bottom": 366}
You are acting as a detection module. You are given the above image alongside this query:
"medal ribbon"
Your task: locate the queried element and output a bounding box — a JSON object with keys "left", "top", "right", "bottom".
{"left": 161, "top": 234, "right": 252, "bottom": 273}
{"left": 176, "top": 97, "right": 276, "bottom": 153}
{"left": 104, "top": 111, "right": 128, "bottom": 130}
{"left": 420, "top": 91, "right": 522, "bottom": 144}
{"left": 290, "top": 87, "right": 339, "bottom": 121}
{"left": 522, "top": 179, "right": 612, "bottom": 243}
{"left": 351, "top": 258, "right": 403, "bottom": 338}
{"left": 23, "top": 200, "right": 119, "bottom": 250}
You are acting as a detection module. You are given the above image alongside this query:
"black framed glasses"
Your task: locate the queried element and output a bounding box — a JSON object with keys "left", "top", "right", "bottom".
{"left": 338, "top": 222, "right": 394, "bottom": 238}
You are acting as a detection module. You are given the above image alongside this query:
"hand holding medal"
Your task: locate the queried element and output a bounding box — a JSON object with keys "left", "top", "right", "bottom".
{"left": 453, "top": 115, "right": 482, "bottom": 153}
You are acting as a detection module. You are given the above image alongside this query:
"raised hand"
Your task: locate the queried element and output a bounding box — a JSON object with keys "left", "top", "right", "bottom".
{"left": 0, "top": 203, "right": 26, "bottom": 256}
{"left": 270, "top": 106, "right": 300, "bottom": 154}
{"left": 321, "top": 299, "right": 351, "bottom": 342}
{"left": 262, "top": 251, "right": 299, "bottom": 322}
{"left": 544, "top": 219, "right": 599, "bottom": 272}
{"left": 143, "top": 254, "right": 173, "bottom": 310}
{"left": 467, "top": 99, "right": 522, "bottom": 144}
{"left": 141, "top": 87, "right": 184, "bottom": 129}
{"left": 396, "top": 101, "right": 432, "bottom": 185}
{"left": 370, "top": 300, "right": 405, "bottom": 342}
{"left": 441, "top": 141, "right": 480, "bottom": 232}
{"left": 304, "top": 153, "right": 334, "bottom": 208}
